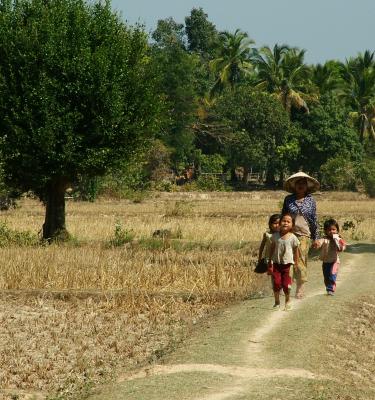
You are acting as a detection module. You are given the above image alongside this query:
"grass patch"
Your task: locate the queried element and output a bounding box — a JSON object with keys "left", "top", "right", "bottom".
{"left": 0, "top": 222, "right": 39, "bottom": 247}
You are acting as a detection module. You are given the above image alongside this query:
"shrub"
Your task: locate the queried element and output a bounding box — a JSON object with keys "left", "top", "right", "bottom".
{"left": 108, "top": 221, "right": 135, "bottom": 247}
{"left": 195, "top": 151, "right": 226, "bottom": 173}
{"left": 320, "top": 156, "right": 357, "bottom": 190}
{"left": 0, "top": 223, "right": 38, "bottom": 247}
{"left": 196, "top": 175, "right": 227, "bottom": 191}
{"left": 361, "top": 159, "right": 375, "bottom": 198}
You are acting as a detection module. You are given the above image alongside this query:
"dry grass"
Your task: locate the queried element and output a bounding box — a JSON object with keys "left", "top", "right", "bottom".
{"left": 0, "top": 191, "right": 374, "bottom": 399}
{"left": 307, "top": 295, "right": 375, "bottom": 400}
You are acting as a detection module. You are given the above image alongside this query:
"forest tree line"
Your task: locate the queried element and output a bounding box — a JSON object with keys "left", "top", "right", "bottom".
{"left": 0, "top": 1, "right": 374, "bottom": 239}
{"left": 142, "top": 7, "right": 375, "bottom": 195}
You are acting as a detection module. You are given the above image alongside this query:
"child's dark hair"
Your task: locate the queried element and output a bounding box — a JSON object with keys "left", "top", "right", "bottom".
{"left": 268, "top": 214, "right": 281, "bottom": 229}
{"left": 324, "top": 218, "right": 340, "bottom": 232}
{"left": 280, "top": 212, "right": 295, "bottom": 226}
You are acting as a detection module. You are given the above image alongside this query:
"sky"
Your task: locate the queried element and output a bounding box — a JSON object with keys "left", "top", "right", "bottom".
{"left": 110, "top": 0, "right": 375, "bottom": 64}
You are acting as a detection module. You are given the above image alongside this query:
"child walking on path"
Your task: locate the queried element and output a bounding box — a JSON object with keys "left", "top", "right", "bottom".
{"left": 258, "top": 214, "right": 281, "bottom": 265}
{"left": 268, "top": 213, "right": 300, "bottom": 311}
{"left": 317, "top": 219, "right": 346, "bottom": 295}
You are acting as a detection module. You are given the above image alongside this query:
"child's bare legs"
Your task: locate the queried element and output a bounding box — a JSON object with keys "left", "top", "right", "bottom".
{"left": 284, "top": 290, "right": 291, "bottom": 310}
{"left": 296, "top": 281, "right": 305, "bottom": 299}
{"left": 273, "top": 290, "right": 280, "bottom": 308}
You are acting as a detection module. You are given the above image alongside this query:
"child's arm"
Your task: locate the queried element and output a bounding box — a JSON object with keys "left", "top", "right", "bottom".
{"left": 269, "top": 241, "right": 275, "bottom": 262}
{"left": 258, "top": 234, "right": 267, "bottom": 261}
{"left": 267, "top": 241, "right": 276, "bottom": 275}
{"left": 314, "top": 238, "right": 325, "bottom": 249}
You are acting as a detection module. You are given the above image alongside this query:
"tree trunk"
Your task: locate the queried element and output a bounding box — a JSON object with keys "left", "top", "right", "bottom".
{"left": 278, "top": 169, "right": 285, "bottom": 188}
{"left": 359, "top": 114, "right": 366, "bottom": 143}
{"left": 265, "top": 167, "right": 276, "bottom": 187}
{"left": 242, "top": 166, "right": 249, "bottom": 183}
{"left": 42, "top": 178, "right": 70, "bottom": 242}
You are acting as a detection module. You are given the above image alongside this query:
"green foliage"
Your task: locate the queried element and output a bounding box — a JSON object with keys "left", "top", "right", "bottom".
{"left": 195, "top": 151, "right": 226, "bottom": 173}
{"left": 294, "top": 94, "right": 363, "bottom": 173}
{"left": 151, "top": 18, "right": 199, "bottom": 168}
{"left": 213, "top": 86, "right": 292, "bottom": 174}
{"left": 320, "top": 156, "right": 357, "bottom": 191}
{"left": 361, "top": 158, "right": 375, "bottom": 197}
{"left": 108, "top": 221, "right": 135, "bottom": 247}
{"left": 73, "top": 176, "right": 101, "bottom": 202}
{"left": 98, "top": 150, "right": 150, "bottom": 199}
{"left": 0, "top": 161, "right": 19, "bottom": 210}
{"left": 210, "top": 29, "right": 254, "bottom": 94}
{"left": 0, "top": 0, "right": 161, "bottom": 194}
{"left": 311, "top": 61, "right": 341, "bottom": 95}
{"left": 144, "top": 139, "right": 172, "bottom": 181}
{"left": 340, "top": 51, "right": 375, "bottom": 143}
{"left": 196, "top": 175, "right": 227, "bottom": 191}
{"left": 341, "top": 218, "right": 366, "bottom": 240}
{"left": 0, "top": 0, "right": 162, "bottom": 238}
{"left": 253, "top": 44, "right": 312, "bottom": 114}
{"left": 0, "top": 222, "right": 39, "bottom": 247}
{"left": 185, "top": 8, "right": 220, "bottom": 58}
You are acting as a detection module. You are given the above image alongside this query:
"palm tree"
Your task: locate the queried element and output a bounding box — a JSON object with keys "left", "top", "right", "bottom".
{"left": 254, "top": 44, "right": 313, "bottom": 114}
{"left": 209, "top": 29, "right": 254, "bottom": 95}
{"left": 311, "top": 61, "right": 341, "bottom": 95}
{"left": 340, "top": 51, "right": 375, "bottom": 142}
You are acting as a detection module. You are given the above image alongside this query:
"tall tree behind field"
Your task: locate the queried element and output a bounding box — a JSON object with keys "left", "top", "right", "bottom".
{"left": 209, "top": 29, "right": 255, "bottom": 95}
{"left": 339, "top": 51, "right": 375, "bottom": 143}
{"left": 212, "top": 85, "right": 297, "bottom": 183}
{"left": 292, "top": 94, "right": 363, "bottom": 174}
{"left": 311, "top": 61, "right": 341, "bottom": 96}
{"left": 254, "top": 44, "right": 313, "bottom": 114}
{"left": 185, "top": 7, "right": 220, "bottom": 58}
{"left": 0, "top": 0, "right": 162, "bottom": 240}
{"left": 151, "top": 17, "right": 199, "bottom": 169}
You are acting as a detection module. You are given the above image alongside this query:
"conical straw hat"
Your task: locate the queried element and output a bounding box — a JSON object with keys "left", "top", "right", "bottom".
{"left": 284, "top": 172, "right": 320, "bottom": 193}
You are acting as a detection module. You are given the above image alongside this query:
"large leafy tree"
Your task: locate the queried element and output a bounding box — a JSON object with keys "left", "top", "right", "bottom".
{"left": 213, "top": 85, "right": 295, "bottom": 184}
{"left": 209, "top": 29, "right": 254, "bottom": 95}
{"left": 254, "top": 44, "right": 313, "bottom": 114}
{"left": 340, "top": 51, "right": 375, "bottom": 143}
{"left": 293, "top": 94, "right": 363, "bottom": 174}
{"left": 185, "top": 7, "right": 219, "bottom": 58}
{"left": 0, "top": 0, "right": 161, "bottom": 240}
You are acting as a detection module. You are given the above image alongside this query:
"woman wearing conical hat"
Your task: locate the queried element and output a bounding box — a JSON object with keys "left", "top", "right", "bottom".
{"left": 282, "top": 172, "right": 320, "bottom": 299}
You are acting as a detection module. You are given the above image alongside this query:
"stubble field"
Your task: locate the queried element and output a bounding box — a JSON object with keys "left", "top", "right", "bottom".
{"left": 0, "top": 191, "right": 374, "bottom": 399}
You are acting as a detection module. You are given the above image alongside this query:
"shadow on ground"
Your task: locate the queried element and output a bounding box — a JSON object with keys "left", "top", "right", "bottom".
{"left": 346, "top": 243, "right": 375, "bottom": 254}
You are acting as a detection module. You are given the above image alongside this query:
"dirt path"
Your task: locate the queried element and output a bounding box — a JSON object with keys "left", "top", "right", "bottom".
{"left": 89, "top": 244, "right": 375, "bottom": 400}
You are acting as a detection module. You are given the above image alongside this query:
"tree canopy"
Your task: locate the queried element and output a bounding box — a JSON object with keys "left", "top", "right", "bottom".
{"left": 0, "top": 0, "right": 162, "bottom": 239}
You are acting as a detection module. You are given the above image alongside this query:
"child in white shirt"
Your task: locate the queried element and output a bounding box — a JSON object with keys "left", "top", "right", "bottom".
{"left": 268, "top": 213, "right": 300, "bottom": 310}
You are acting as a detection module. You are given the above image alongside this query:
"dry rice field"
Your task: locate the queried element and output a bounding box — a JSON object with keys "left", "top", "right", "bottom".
{"left": 0, "top": 191, "right": 374, "bottom": 399}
